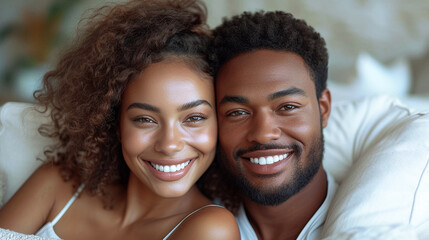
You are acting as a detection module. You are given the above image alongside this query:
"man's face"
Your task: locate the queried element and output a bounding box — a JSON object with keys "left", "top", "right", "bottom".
{"left": 216, "top": 50, "right": 331, "bottom": 205}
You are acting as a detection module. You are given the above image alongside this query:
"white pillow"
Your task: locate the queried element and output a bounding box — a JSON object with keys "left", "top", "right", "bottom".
{"left": 322, "top": 95, "right": 429, "bottom": 239}
{"left": 0, "top": 102, "right": 53, "bottom": 205}
{"left": 323, "top": 95, "right": 417, "bottom": 182}
{"left": 1, "top": 96, "right": 428, "bottom": 239}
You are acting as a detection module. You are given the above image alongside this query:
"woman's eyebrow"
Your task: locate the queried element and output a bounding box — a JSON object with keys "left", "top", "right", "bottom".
{"left": 178, "top": 99, "right": 212, "bottom": 111}
{"left": 127, "top": 103, "right": 160, "bottom": 112}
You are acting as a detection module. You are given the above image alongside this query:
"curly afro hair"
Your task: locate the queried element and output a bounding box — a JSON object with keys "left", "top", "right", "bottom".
{"left": 211, "top": 11, "right": 329, "bottom": 98}
{"left": 34, "top": 0, "right": 211, "bottom": 208}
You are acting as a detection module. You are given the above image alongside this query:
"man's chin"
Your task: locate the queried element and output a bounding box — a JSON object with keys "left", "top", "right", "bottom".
{"left": 237, "top": 179, "right": 297, "bottom": 206}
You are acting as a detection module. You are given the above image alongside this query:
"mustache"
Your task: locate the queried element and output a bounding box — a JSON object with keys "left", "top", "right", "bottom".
{"left": 234, "top": 143, "right": 302, "bottom": 159}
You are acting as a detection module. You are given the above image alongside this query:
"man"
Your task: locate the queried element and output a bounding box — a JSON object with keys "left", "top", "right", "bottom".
{"left": 211, "top": 11, "right": 337, "bottom": 240}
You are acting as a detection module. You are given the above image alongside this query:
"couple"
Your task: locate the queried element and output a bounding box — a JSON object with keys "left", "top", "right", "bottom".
{"left": 0, "top": 0, "right": 332, "bottom": 239}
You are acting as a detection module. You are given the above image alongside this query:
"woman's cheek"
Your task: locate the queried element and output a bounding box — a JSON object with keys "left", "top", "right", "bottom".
{"left": 188, "top": 123, "right": 217, "bottom": 157}
{"left": 121, "top": 127, "right": 152, "bottom": 156}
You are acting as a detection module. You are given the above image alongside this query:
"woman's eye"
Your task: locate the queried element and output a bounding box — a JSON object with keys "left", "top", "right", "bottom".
{"left": 227, "top": 110, "right": 248, "bottom": 117}
{"left": 133, "top": 117, "right": 156, "bottom": 124}
{"left": 185, "top": 115, "right": 206, "bottom": 123}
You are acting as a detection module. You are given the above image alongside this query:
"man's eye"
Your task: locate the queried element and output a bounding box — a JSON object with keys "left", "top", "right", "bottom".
{"left": 185, "top": 115, "right": 206, "bottom": 123}
{"left": 279, "top": 105, "right": 297, "bottom": 111}
{"left": 227, "top": 110, "right": 248, "bottom": 117}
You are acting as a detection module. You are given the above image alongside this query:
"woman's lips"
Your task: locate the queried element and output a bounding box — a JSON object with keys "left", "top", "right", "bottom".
{"left": 144, "top": 158, "right": 196, "bottom": 181}
{"left": 150, "top": 160, "right": 191, "bottom": 173}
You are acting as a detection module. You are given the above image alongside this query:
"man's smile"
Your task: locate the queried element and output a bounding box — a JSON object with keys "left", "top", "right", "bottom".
{"left": 249, "top": 154, "right": 288, "bottom": 165}
{"left": 238, "top": 149, "right": 295, "bottom": 175}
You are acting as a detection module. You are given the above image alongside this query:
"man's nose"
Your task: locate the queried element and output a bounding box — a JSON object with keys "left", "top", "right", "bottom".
{"left": 246, "top": 111, "right": 281, "bottom": 144}
{"left": 154, "top": 123, "right": 184, "bottom": 155}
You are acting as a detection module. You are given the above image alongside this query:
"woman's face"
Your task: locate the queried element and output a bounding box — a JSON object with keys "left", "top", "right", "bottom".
{"left": 120, "top": 60, "right": 217, "bottom": 198}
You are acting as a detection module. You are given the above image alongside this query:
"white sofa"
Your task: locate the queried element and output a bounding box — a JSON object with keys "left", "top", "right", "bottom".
{"left": 1, "top": 95, "right": 429, "bottom": 239}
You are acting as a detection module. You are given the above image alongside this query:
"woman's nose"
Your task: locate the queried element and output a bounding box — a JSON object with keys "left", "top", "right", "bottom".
{"left": 154, "top": 123, "right": 184, "bottom": 155}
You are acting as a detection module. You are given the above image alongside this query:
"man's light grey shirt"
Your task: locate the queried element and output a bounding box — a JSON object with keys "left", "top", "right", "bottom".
{"left": 236, "top": 171, "right": 338, "bottom": 240}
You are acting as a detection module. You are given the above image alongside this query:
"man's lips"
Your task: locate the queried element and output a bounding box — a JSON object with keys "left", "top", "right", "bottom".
{"left": 239, "top": 149, "right": 294, "bottom": 175}
{"left": 249, "top": 154, "right": 289, "bottom": 165}
{"left": 240, "top": 149, "right": 293, "bottom": 166}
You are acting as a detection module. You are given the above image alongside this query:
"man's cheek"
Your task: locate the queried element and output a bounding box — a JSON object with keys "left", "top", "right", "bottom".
{"left": 219, "top": 143, "right": 234, "bottom": 163}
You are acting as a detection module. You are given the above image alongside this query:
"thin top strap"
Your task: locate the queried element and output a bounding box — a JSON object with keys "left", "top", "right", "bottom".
{"left": 51, "top": 184, "right": 85, "bottom": 226}
{"left": 163, "top": 204, "right": 224, "bottom": 240}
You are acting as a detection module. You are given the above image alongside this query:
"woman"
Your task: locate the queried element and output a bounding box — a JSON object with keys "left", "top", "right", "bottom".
{"left": 0, "top": 0, "right": 240, "bottom": 239}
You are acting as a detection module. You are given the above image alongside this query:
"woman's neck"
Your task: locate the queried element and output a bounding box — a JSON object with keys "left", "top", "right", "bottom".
{"left": 118, "top": 173, "right": 211, "bottom": 227}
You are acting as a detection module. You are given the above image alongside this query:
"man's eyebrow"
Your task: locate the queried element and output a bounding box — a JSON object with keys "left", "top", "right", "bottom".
{"left": 127, "top": 103, "right": 160, "bottom": 112}
{"left": 219, "top": 96, "right": 249, "bottom": 105}
{"left": 268, "top": 87, "right": 306, "bottom": 101}
{"left": 178, "top": 99, "right": 212, "bottom": 111}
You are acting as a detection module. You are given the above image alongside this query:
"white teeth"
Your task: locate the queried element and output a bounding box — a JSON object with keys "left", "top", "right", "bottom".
{"left": 249, "top": 154, "right": 288, "bottom": 165}
{"left": 150, "top": 160, "right": 191, "bottom": 173}
{"left": 273, "top": 155, "right": 279, "bottom": 162}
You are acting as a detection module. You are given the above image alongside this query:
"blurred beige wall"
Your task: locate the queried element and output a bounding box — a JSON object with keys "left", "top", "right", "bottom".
{"left": 1, "top": 0, "right": 428, "bottom": 102}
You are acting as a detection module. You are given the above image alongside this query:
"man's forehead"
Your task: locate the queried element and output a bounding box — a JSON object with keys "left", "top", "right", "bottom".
{"left": 218, "top": 49, "right": 304, "bottom": 70}
{"left": 216, "top": 50, "right": 314, "bottom": 95}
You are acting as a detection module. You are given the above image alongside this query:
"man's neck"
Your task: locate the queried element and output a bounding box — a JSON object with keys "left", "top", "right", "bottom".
{"left": 243, "top": 167, "right": 328, "bottom": 240}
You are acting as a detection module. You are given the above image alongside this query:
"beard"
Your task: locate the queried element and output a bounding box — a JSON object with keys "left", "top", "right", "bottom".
{"left": 219, "top": 130, "right": 324, "bottom": 206}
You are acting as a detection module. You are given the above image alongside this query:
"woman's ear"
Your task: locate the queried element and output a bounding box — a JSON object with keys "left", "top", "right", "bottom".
{"left": 319, "top": 88, "right": 331, "bottom": 128}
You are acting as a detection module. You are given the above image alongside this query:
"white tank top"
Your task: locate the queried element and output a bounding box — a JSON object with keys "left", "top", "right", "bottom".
{"left": 36, "top": 184, "right": 85, "bottom": 239}
{"left": 35, "top": 184, "right": 222, "bottom": 239}
{"left": 162, "top": 204, "right": 223, "bottom": 240}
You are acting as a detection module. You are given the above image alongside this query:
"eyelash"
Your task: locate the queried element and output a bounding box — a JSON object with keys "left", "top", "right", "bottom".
{"left": 226, "top": 110, "right": 248, "bottom": 117}
{"left": 184, "top": 114, "right": 207, "bottom": 123}
{"left": 133, "top": 117, "right": 156, "bottom": 124}
{"left": 279, "top": 104, "right": 298, "bottom": 111}
{"left": 225, "top": 104, "right": 298, "bottom": 118}
{"left": 132, "top": 115, "right": 207, "bottom": 126}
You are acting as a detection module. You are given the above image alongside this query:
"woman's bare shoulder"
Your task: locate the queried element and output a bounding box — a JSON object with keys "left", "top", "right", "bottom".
{"left": 0, "top": 163, "right": 71, "bottom": 233}
{"left": 32, "top": 163, "right": 64, "bottom": 181}
{"left": 22, "top": 163, "right": 70, "bottom": 195}
{"left": 170, "top": 205, "right": 240, "bottom": 240}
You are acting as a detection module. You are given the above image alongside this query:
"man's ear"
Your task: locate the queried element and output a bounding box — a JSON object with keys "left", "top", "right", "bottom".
{"left": 319, "top": 88, "right": 331, "bottom": 128}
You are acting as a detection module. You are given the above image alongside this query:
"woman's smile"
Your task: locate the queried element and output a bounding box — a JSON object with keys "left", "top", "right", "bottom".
{"left": 143, "top": 157, "right": 196, "bottom": 181}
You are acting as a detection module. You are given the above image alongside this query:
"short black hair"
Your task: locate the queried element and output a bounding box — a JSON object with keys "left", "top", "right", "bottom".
{"left": 211, "top": 11, "right": 328, "bottom": 98}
